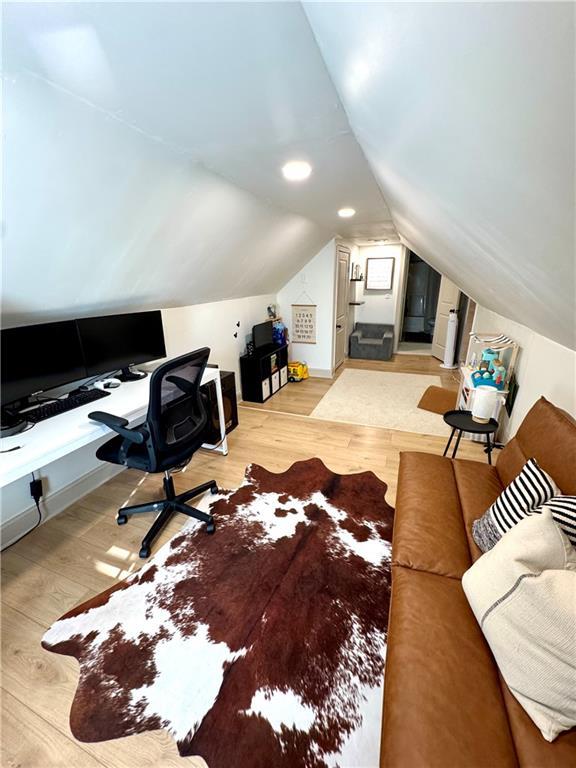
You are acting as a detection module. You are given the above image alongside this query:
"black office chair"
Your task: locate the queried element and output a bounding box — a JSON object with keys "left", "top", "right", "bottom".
{"left": 89, "top": 348, "right": 217, "bottom": 558}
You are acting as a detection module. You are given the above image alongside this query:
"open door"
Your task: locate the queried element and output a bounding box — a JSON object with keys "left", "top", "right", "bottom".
{"left": 431, "top": 276, "right": 461, "bottom": 360}
{"left": 334, "top": 244, "right": 350, "bottom": 370}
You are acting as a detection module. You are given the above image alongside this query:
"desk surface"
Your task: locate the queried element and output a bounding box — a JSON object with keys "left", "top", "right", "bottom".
{"left": 0, "top": 367, "right": 221, "bottom": 487}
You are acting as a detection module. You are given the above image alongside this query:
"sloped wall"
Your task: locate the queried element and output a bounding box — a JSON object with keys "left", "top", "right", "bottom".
{"left": 473, "top": 306, "right": 576, "bottom": 441}
{"left": 2, "top": 70, "right": 330, "bottom": 327}
{"left": 305, "top": 2, "right": 575, "bottom": 350}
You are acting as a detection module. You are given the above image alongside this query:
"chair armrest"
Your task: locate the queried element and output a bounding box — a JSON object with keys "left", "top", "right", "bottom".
{"left": 88, "top": 411, "right": 147, "bottom": 444}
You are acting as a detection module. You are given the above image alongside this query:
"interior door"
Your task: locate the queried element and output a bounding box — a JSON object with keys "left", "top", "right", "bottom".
{"left": 431, "top": 276, "right": 461, "bottom": 360}
{"left": 334, "top": 245, "right": 350, "bottom": 370}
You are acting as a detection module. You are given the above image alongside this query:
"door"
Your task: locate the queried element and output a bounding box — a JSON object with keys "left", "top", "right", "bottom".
{"left": 431, "top": 276, "right": 461, "bottom": 360}
{"left": 334, "top": 245, "right": 350, "bottom": 370}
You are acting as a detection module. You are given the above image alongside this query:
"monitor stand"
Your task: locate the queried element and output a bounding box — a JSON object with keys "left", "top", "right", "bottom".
{"left": 1, "top": 407, "right": 27, "bottom": 437}
{"left": 117, "top": 366, "right": 148, "bottom": 383}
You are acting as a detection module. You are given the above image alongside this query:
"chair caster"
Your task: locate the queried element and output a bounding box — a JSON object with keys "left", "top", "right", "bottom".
{"left": 117, "top": 514, "right": 128, "bottom": 525}
{"left": 210, "top": 484, "right": 219, "bottom": 495}
{"left": 206, "top": 520, "right": 216, "bottom": 534}
{"left": 139, "top": 545, "right": 151, "bottom": 559}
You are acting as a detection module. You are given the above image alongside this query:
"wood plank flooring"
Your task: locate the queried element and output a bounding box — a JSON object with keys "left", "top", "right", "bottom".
{"left": 1, "top": 355, "right": 484, "bottom": 767}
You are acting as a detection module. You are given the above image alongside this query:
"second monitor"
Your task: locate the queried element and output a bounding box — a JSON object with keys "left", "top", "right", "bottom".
{"left": 77, "top": 310, "right": 166, "bottom": 381}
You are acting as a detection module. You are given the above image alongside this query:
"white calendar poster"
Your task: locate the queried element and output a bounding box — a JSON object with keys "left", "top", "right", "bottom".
{"left": 291, "top": 304, "right": 317, "bottom": 344}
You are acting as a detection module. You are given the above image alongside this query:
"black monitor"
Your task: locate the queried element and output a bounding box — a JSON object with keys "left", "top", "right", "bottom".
{"left": 1, "top": 320, "right": 87, "bottom": 405}
{"left": 253, "top": 321, "right": 273, "bottom": 349}
{"left": 77, "top": 310, "right": 166, "bottom": 377}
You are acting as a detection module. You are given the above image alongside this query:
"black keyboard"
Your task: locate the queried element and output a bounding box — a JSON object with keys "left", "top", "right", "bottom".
{"left": 23, "top": 388, "right": 111, "bottom": 424}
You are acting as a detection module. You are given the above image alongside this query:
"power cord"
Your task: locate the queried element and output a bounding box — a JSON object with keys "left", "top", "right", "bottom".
{"left": 4, "top": 472, "right": 43, "bottom": 549}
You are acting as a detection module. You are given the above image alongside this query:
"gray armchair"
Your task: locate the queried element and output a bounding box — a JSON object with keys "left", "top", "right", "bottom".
{"left": 349, "top": 323, "right": 394, "bottom": 361}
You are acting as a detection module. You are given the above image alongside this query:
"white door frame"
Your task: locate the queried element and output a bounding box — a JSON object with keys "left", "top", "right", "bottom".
{"left": 332, "top": 243, "right": 351, "bottom": 372}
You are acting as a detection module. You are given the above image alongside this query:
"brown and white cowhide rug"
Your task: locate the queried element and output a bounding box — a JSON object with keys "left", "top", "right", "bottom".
{"left": 42, "top": 458, "right": 394, "bottom": 767}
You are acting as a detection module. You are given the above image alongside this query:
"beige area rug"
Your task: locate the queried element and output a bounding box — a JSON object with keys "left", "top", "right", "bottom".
{"left": 310, "top": 369, "right": 451, "bottom": 436}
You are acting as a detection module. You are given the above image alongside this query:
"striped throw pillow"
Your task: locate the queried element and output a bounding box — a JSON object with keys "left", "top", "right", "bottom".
{"left": 472, "top": 459, "right": 559, "bottom": 552}
{"left": 535, "top": 496, "right": 576, "bottom": 547}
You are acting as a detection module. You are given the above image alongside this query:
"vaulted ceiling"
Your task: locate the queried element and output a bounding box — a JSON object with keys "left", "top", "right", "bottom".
{"left": 3, "top": 2, "right": 574, "bottom": 349}
{"left": 304, "top": 2, "right": 575, "bottom": 349}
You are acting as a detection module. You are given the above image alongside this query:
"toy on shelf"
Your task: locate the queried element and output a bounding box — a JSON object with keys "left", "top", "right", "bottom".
{"left": 272, "top": 320, "right": 288, "bottom": 346}
{"left": 288, "top": 361, "right": 309, "bottom": 382}
{"left": 467, "top": 334, "right": 518, "bottom": 391}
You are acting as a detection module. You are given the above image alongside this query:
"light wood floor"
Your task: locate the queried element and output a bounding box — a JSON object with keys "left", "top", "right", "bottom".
{"left": 1, "top": 355, "right": 484, "bottom": 768}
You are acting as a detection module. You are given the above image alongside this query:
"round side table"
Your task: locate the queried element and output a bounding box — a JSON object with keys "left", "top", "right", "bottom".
{"left": 442, "top": 410, "right": 499, "bottom": 464}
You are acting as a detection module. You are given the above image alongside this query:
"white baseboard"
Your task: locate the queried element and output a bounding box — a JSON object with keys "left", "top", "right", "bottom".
{"left": 308, "top": 368, "right": 333, "bottom": 379}
{"left": 1, "top": 463, "right": 124, "bottom": 550}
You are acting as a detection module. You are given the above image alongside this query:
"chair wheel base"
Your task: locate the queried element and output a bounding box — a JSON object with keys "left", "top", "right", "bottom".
{"left": 139, "top": 546, "right": 151, "bottom": 559}
{"left": 206, "top": 520, "right": 216, "bottom": 534}
{"left": 210, "top": 484, "right": 218, "bottom": 495}
{"left": 117, "top": 514, "right": 128, "bottom": 525}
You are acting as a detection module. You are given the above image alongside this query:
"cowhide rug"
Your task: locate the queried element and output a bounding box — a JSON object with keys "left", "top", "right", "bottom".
{"left": 42, "top": 458, "right": 394, "bottom": 767}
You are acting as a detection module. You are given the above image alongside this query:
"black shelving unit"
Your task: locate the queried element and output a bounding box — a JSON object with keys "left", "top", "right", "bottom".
{"left": 240, "top": 343, "right": 289, "bottom": 403}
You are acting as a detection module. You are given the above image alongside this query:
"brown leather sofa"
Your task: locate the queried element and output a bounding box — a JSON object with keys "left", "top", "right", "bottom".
{"left": 381, "top": 397, "right": 576, "bottom": 767}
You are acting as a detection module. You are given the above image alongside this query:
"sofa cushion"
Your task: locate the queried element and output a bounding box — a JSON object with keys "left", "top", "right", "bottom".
{"left": 381, "top": 566, "right": 518, "bottom": 768}
{"left": 393, "top": 452, "right": 471, "bottom": 578}
{"left": 452, "top": 458, "right": 504, "bottom": 562}
{"left": 497, "top": 397, "right": 576, "bottom": 494}
{"left": 463, "top": 511, "right": 576, "bottom": 742}
{"left": 472, "top": 458, "right": 559, "bottom": 553}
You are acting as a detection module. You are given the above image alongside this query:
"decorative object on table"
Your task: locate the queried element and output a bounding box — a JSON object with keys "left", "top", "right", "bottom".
{"left": 42, "top": 458, "right": 394, "bottom": 767}
{"left": 291, "top": 303, "right": 317, "bottom": 344}
{"left": 440, "top": 309, "right": 459, "bottom": 369}
{"left": 272, "top": 319, "right": 288, "bottom": 346}
{"left": 266, "top": 304, "right": 277, "bottom": 319}
{"left": 287, "top": 361, "right": 309, "bottom": 382}
{"left": 442, "top": 409, "right": 499, "bottom": 464}
{"left": 471, "top": 385, "right": 503, "bottom": 423}
{"left": 457, "top": 333, "right": 520, "bottom": 442}
{"left": 365, "top": 257, "right": 394, "bottom": 290}
{"left": 354, "top": 263, "right": 361, "bottom": 279}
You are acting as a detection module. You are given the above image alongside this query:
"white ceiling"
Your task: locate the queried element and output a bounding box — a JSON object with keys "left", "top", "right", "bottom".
{"left": 305, "top": 2, "right": 575, "bottom": 349}
{"left": 3, "top": 1, "right": 395, "bottom": 241}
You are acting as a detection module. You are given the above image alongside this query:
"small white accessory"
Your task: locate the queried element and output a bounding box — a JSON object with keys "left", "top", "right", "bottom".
{"left": 94, "top": 378, "right": 121, "bottom": 391}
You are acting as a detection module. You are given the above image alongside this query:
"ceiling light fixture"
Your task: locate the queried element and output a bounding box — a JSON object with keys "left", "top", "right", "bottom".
{"left": 282, "top": 160, "right": 312, "bottom": 182}
{"left": 338, "top": 207, "right": 356, "bottom": 218}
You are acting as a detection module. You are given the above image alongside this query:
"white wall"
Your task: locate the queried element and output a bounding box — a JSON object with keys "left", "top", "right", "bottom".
{"left": 162, "top": 294, "right": 276, "bottom": 384}
{"left": 473, "top": 306, "right": 576, "bottom": 440}
{"left": 277, "top": 240, "right": 336, "bottom": 376}
{"left": 354, "top": 244, "right": 407, "bottom": 340}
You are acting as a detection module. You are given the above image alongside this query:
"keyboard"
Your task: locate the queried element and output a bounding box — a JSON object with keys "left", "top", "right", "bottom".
{"left": 23, "top": 388, "right": 111, "bottom": 424}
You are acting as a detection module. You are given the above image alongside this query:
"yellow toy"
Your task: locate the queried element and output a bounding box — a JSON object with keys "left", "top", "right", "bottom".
{"left": 288, "top": 361, "right": 309, "bottom": 382}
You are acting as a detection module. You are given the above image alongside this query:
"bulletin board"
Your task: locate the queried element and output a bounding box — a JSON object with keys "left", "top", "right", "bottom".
{"left": 291, "top": 304, "right": 317, "bottom": 344}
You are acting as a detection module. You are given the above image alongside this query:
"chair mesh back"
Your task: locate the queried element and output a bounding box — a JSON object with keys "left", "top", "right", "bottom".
{"left": 147, "top": 348, "right": 210, "bottom": 454}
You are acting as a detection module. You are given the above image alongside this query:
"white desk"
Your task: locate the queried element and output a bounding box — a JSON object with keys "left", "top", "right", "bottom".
{"left": 0, "top": 367, "right": 228, "bottom": 488}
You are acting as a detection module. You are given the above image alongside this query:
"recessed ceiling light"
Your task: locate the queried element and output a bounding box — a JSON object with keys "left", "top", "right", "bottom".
{"left": 282, "top": 160, "right": 312, "bottom": 182}
{"left": 338, "top": 207, "right": 356, "bottom": 218}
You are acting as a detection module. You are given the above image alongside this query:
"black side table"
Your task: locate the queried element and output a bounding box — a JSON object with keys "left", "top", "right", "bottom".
{"left": 442, "top": 409, "right": 499, "bottom": 464}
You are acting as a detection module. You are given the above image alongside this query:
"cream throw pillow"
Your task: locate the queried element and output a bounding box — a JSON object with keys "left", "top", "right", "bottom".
{"left": 462, "top": 510, "right": 576, "bottom": 741}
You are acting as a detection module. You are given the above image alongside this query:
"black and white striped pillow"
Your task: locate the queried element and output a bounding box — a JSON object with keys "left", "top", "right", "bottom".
{"left": 535, "top": 496, "right": 576, "bottom": 547}
{"left": 489, "top": 458, "right": 559, "bottom": 535}
{"left": 472, "top": 459, "right": 559, "bottom": 552}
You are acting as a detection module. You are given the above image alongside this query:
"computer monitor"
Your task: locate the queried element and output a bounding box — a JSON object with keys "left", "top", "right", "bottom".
{"left": 1, "top": 320, "right": 87, "bottom": 405}
{"left": 77, "top": 310, "right": 166, "bottom": 377}
{"left": 253, "top": 321, "right": 273, "bottom": 349}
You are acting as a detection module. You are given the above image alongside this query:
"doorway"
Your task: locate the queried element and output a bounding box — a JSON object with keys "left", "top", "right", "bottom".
{"left": 399, "top": 252, "right": 441, "bottom": 353}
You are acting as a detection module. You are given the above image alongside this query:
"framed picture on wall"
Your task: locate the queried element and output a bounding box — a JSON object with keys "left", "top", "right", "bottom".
{"left": 365, "top": 257, "right": 394, "bottom": 290}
